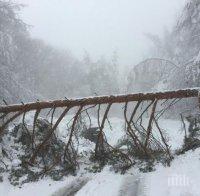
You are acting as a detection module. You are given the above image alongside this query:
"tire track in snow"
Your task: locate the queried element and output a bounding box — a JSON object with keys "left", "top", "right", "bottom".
{"left": 118, "top": 174, "right": 147, "bottom": 196}
{"left": 51, "top": 177, "right": 90, "bottom": 196}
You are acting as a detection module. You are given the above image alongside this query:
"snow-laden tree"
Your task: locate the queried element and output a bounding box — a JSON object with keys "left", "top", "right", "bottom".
{"left": 0, "top": 1, "right": 89, "bottom": 102}
{"left": 0, "top": 0, "right": 121, "bottom": 103}
{"left": 0, "top": 1, "right": 33, "bottom": 103}
{"left": 87, "top": 55, "right": 119, "bottom": 95}
{"left": 0, "top": 1, "right": 27, "bottom": 67}
{"left": 168, "top": 0, "right": 200, "bottom": 89}
{"left": 128, "top": 0, "right": 200, "bottom": 92}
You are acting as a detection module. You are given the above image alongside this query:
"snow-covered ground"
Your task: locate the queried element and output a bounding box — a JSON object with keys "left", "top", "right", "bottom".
{"left": 1, "top": 116, "right": 199, "bottom": 196}
{"left": 146, "top": 149, "right": 200, "bottom": 196}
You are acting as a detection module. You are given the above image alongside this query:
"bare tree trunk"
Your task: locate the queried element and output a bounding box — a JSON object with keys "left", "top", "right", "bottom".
{"left": 0, "top": 88, "right": 199, "bottom": 113}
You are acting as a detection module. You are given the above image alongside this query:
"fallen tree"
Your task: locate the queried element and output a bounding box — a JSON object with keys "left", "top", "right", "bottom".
{"left": 0, "top": 88, "right": 199, "bottom": 185}
{"left": 0, "top": 88, "right": 199, "bottom": 114}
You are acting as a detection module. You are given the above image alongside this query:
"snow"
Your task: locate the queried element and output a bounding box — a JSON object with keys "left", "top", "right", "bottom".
{"left": 0, "top": 116, "right": 199, "bottom": 196}
{"left": 0, "top": 175, "right": 77, "bottom": 196}
{"left": 146, "top": 148, "right": 200, "bottom": 196}
{"left": 195, "top": 50, "right": 200, "bottom": 64}
{"left": 158, "top": 118, "right": 186, "bottom": 150}
{"left": 76, "top": 168, "right": 123, "bottom": 196}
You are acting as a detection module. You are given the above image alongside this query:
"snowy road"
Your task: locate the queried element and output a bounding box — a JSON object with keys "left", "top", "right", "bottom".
{"left": 1, "top": 148, "right": 200, "bottom": 196}
{"left": 52, "top": 173, "right": 146, "bottom": 196}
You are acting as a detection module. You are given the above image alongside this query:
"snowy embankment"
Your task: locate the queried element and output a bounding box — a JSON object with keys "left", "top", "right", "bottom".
{"left": 1, "top": 116, "right": 199, "bottom": 196}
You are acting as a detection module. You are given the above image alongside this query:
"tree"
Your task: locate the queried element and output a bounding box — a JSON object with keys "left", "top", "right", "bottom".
{"left": 0, "top": 1, "right": 32, "bottom": 103}
{"left": 87, "top": 55, "right": 119, "bottom": 95}
{"left": 131, "top": 0, "right": 200, "bottom": 91}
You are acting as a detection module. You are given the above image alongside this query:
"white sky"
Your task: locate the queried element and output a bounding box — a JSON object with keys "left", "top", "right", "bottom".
{"left": 15, "top": 0, "right": 186, "bottom": 66}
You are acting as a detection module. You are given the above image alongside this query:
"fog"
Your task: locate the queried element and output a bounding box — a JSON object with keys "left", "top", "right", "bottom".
{"left": 1, "top": 0, "right": 199, "bottom": 103}
{"left": 16, "top": 0, "right": 186, "bottom": 66}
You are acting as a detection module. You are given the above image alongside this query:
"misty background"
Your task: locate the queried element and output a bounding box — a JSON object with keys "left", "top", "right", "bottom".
{"left": 0, "top": 0, "right": 199, "bottom": 104}
{"left": 16, "top": 0, "right": 185, "bottom": 66}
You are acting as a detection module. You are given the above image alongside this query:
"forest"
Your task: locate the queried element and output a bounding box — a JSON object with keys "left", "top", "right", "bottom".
{"left": 0, "top": 1, "right": 200, "bottom": 104}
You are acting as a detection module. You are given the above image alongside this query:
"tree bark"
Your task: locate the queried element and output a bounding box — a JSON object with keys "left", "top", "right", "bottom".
{"left": 0, "top": 88, "right": 199, "bottom": 114}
